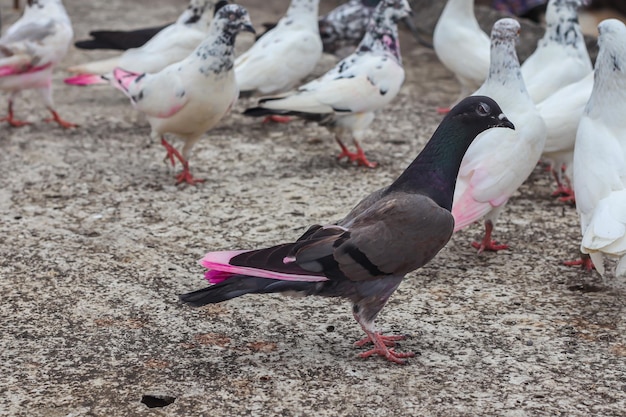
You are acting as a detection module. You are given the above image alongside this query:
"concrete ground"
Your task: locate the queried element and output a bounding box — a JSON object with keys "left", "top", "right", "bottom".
{"left": 0, "top": 0, "right": 624, "bottom": 416}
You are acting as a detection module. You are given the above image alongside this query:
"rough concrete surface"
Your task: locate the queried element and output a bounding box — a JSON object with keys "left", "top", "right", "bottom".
{"left": 1, "top": 1, "right": 625, "bottom": 416}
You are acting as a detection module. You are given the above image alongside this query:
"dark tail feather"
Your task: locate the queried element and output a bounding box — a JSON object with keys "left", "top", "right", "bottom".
{"left": 179, "top": 276, "right": 317, "bottom": 307}
{"left": 243, "top": 107, "right": 330, "bottom": 124}
{"left": 243, "top": 107, "right": 290, "bottom": 118}
{"left": 74, "top": 26, "right": 168, "bottom": 50}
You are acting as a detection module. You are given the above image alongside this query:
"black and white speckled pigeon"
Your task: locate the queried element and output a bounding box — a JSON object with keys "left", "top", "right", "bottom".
{"left": 521, "top": 0, "right": 592, "bottom": 103}
{"left": 242, "top": 0, "right": 410, "bottom": 168}
{"left": 179, "top": 96, "right": 515, "bottom": 364}
{"left": 0, "top": 0, "right": 75, "bottom": 128}
{"left": 235, "top": 0, "right": 322, "bottom": 98}
{"left": 106, "top": 4, "right": 254, "bottom": 185}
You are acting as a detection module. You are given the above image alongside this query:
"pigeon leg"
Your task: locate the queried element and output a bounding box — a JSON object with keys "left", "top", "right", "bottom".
{"left": 161, "top": 137, "right": 182, "bottom": 167}
{"left": 351, "top": 139, "right": 377, "bottom": 168}
{"left": 175, "top": 160, "right": 205, "bottom": 186}
{"left": 335, "top": 138, "right": 378, "bottom": 168}
{"left": 262, "top": 115, "right": 291, "bottom": 124}
{"left": 1, "top": 99, "right": 31, "bottom": 127}
{"left": 564, "top": 253, "right": 595, "bottom": 271}
{"left": 550, "top": 166, "right": 575, "bottom": 202}
{"left": 472, "top": 220, "right": 509, "bottom": 253}
{"left": 335, "top": 137, "right": 354, "bottom": 161}
{"left": 44, "top": 108, "right": 78, "bottom": 129}
{"left": 353, "top": 313, "right": 414, "bottom": 365}
{"left": 436, "top": 106, "right": 451, "bottom": 115}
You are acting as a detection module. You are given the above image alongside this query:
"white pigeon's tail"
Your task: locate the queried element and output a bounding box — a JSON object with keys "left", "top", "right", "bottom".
{"left": 66, "top": 56, "right": 121, "bottom": 75}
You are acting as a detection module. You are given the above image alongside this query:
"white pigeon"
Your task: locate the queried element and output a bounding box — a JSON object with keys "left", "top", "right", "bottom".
{"left": 452, "top": 18, "right": 547, "bottom": 253}
{"left": 0, "top": 0, "right": 75, "bottom": 128}
{"left": 64, "top": 0, "right": 216, "bottom": 86}
{"left": 242, "top": 0, "right": 410, "bottom": 169}
{"left": 235, "top": 0, "right": 322, "bottom": 96}
{"left": 521, "top": 0, "right": 592, "bottom": 104}
{"left": 107, "top": 4, "right": 255, "bottom": 185}
{"left": 537, "top": 71, "right": 593, "bottom": 201}
{"left": 572, "top": 19, "right": 626, "bottom": 277}
{"left": 433, "top": 0, "right": 490, "bottom": 113}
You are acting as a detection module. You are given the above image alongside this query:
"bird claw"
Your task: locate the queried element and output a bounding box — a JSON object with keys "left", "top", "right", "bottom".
{"left": 44, "top": 110, "right": 78, "bottom": 129}
{"left": 552, "top": 185, "right": 575, "bottom": 204}
{"left": 564, "top": 257, "right": 595, "bottom": 271}
{"left": 471, "top": 240, "right": 509, "bottom": 254}
{"left": 0, "top": 115, "right": 31, "bottom": 127}
{"left": 354, "top": 332, "right": 414, "bottom": 364}
{"left": 336, "top": 148, "right": 378, "bottom": 168}
{"left": 358, "top": 346, "right": 415, "bottom": 364}
{"left": 175, "top": 170, "right": 205, "bottom": 186}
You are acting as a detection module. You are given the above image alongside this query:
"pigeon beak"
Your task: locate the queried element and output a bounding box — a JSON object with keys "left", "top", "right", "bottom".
{"left": 401, "top": 17, "right": 433, "bottom": 49}
{"left": 497, "top": 113, "right": 515, "bottom": 130}
{"left": 242, "top": 23, "right": 256, "bottom": 35}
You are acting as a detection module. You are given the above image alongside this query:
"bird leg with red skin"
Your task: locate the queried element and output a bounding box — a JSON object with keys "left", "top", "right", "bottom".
{"left": 44, "top": 108, "right": 78, "bottom": 129}
{"left": 472, "top": 219, "right": 509, "bottom": 253}
{"left": 335, "top": 137, "right": 378, "bottom": 168}
{"left": 550, "top": 164, "right": 575, "bottom": 203}
{"left": 564, "top": 252, "right": 595, "bottom": 271}
{"left": 161, "top": 137, "right": 183, "bottom": 167}
{"left": 353, "top": 313, "right": 414, "bottom": 365}
{"left": 0, "top": 99, "right": 30, "bottom": 127}
{"left": 175, "top": 160, "right": 205, "bottom": 185}
{"left": 159, "top": 137, "right": 204, "bottom": 185}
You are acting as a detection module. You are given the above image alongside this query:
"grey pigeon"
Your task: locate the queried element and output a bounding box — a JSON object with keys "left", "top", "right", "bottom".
{"left": 179, "top": 96, "right": 515, "bottom": 364}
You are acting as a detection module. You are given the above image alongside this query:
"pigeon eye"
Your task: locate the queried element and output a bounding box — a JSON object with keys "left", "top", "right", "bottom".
{"left": 476, "top": 102, "right": 491, "bottom": 116}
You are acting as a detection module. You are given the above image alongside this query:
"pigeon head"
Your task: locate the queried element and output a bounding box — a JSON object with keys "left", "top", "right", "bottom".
{"left": 597, "top": 18, "right": 626, "bottom": 60}
{"left": 544, "top": 0, "right": 586, "bottom": 46}
{"left": 588, "top": 19, "right": 626, "bottom": 103}
{"left": 386, "top": 96, "right": 513, "bottom": 210}
{"left": 485, "top": 18, "right": 523, "bottom": 88}
{"left": 490, "top": 18, "right": 520, "bottom": 43}
{"left": 448, "top": 96, "right": 515, "bottom": 133}
{"left": 378, "top": 0, "right": 413, "bottom": 22}
{"left": 179, "top": 0, "right": 216, "bottom": 26}
{"left": 214, "top": 4, "right": 255, "bottom": 36}
{"left": 357, "top": 0, "right": 411, "bottom": 61}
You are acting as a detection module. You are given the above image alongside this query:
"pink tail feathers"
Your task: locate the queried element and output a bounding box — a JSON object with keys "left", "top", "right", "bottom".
{"left": 0, "top": 62, "right": 52, "bottom": 77}
{"left": 64, "top": 73, "right": 107, "bottom": 86}
{"left": 199, "top": 249, "right": 328, "bottom": 284}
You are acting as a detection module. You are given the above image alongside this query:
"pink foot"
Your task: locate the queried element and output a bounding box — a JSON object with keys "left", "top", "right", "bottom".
{"left": 472, "top": 220, "right": 508, "bottom": 253}
{"left": 336, "top": 140, "right": 378, "bottom": 168}
{"left": 564, "top": 255, "right": 595, "bottom": 271}
{"left": 471, "top": 240, "right": 509, "bottom": 253}
{"left": 436, "top": 106, "right": 450, "bottom": 115}
{"left": 356, "top": 332, "right": 415, "bottom": 364}
{"left": 175, "top": 162, "right": 205, "bottom": 185}
{"left": 44, "top": 109, "right": 78, "bottom": 128}
{"left": 262, "top": 115, "right": 291, "bottom": 124}
{"left": 1, "top": 115, "right": 30, "bottom": 127}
